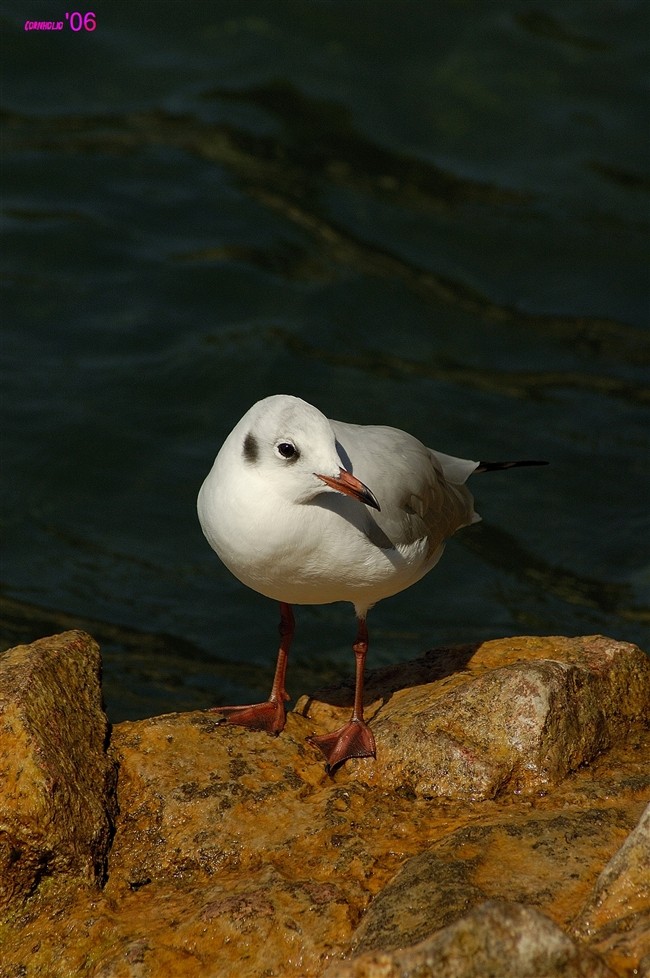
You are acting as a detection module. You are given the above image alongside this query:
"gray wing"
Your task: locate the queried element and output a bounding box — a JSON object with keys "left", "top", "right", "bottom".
{"left": 331, "top": 421, "right": 479, "bottom": 555}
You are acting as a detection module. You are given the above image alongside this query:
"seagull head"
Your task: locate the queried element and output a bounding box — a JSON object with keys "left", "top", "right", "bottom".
{"left": 236, "top": 394, "right": 380, "bottom": 511}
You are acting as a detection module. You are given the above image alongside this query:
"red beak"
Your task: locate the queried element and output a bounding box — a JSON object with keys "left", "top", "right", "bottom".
{"left": 315, "top": 468, "right": 380, "bottom": 511}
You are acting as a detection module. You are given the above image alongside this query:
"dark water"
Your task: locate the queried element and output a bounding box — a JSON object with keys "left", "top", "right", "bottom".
{"left": 2, "top": 0, "right": 648, "bottom": 721}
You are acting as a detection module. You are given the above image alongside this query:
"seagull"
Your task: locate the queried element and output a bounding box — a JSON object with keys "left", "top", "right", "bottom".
{"left": 197, "top": 394, "right": 546, "bottom": 770}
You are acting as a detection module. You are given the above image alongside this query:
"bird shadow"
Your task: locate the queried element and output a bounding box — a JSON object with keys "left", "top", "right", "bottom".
{"left": 296, "top": 642, "right": 480, "bottom": 716}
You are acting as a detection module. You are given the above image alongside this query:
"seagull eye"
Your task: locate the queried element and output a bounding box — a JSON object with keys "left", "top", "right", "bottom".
{"left": 276, "top": 442, "right": 299, "bottom": 461}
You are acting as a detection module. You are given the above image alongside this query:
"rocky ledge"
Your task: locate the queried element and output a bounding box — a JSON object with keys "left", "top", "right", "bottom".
{"left": 0, "top": 631, "right": 648, "bottom": 978}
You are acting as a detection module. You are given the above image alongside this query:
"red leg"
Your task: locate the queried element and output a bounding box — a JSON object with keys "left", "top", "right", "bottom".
{"left": 210, "top": 602, "right": 294, "bottom": 736}
{"left": 308, "top": 616, "right": 376, "bottom": 769}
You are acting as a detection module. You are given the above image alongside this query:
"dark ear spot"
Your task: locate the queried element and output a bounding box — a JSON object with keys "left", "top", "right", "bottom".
{"left": 242, "top": 432, "right": 259, "bottom": 464}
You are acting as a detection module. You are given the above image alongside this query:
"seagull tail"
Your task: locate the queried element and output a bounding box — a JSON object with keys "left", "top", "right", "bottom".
{"left": 475, "top": 459, "right": 549, "bottom": 473}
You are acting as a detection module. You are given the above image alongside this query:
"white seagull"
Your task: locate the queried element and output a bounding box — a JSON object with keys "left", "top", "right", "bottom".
{"left": 198, "top": 394, "right": 546, "bottom": 769}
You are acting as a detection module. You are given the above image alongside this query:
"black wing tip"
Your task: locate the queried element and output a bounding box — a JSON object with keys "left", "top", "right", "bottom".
{"left": 476, "top": 459, "right": 549, "bottom": 473}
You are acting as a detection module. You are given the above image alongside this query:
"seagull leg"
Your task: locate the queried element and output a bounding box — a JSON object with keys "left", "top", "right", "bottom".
{"left": 308, "top": 616, "right": 376, "bottom": 769}
{"left": 210, "top": 602, "right": 294, "bottom": 736}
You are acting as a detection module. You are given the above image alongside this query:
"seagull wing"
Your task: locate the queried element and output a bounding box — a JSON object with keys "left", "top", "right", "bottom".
{"left": 331, "top": 421, "right": 479, "bottom": 556}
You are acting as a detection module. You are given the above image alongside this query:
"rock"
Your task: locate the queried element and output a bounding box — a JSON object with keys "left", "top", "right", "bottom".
{"left": 348, "top": 807, "right": 641, "bottom": 957}
{"left": 573, "top": 802, "right": 650, "bottom": 977}
{"left": 98, "top": 711, "right": 368, "bottom": 976}
{"left": 0, "top": 632, "right": 648, "bottom": 978}
{"left": 0, "top": 631, "right": 117, "bottom": 917}
{"left": 298, "top": 635, "right": 650, "bottom": 799}
{"left": 324, "top": 900, "right": 618, "bottom": 978}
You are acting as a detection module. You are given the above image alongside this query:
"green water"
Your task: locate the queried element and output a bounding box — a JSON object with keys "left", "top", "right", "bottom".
{"left": 2, "top": 0, "right": 648, "bottom": 720}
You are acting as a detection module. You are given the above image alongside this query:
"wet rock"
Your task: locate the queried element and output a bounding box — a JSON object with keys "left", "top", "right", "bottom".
{"left": 299, "top": 635, "right": 650, "bottom": 798}
{"left": 325, "top": 900, "right": 618, "bottom": 978}
{"left": 0, "top": 632, "right": 648, "bottom": 977}
{"left": 93, "top": 711, "right": 371, "bottom": 976}
{"left": 573, "top": 802, "right": 650, "bottom": 977}
{"left": 0, "top": 631, "right": 117, "bottom": 917}
{"left": 348, "top": 807, "right": 641, "bottom": 957}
